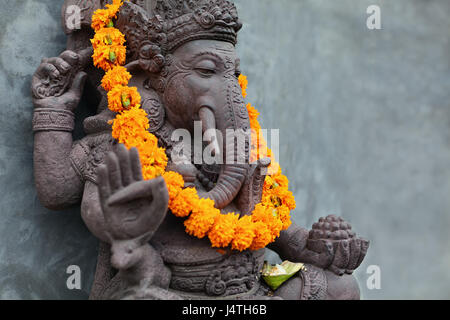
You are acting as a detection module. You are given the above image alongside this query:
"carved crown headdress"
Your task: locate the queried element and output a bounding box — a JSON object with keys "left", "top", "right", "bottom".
{"left": 114, "top": 0, "right": 241, "bottom": 71}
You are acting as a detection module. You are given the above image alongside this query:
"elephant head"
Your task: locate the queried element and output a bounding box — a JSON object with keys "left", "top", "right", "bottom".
{"left": 161, "top": 39, "right": 251, "bottom": 209}
{"left": 115, "top": 1, "right": 250, "bottom": 209}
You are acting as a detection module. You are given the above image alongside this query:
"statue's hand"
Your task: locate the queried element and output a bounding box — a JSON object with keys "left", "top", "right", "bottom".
{"left": 304, "top": 215, "right": 370, "bottom": 276}
{"left": 166, "top": 162, "right": 199, "bottom": 185}
{"left": 32, "top": 50, "right": 87, "bottom": 111}
{"left": 97, "top": 144, "right": 169, "bottom": 241}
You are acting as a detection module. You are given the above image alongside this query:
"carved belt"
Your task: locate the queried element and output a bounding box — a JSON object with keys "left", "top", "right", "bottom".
{"left": 168, "top": 251, "right": 265, "bottom": 298}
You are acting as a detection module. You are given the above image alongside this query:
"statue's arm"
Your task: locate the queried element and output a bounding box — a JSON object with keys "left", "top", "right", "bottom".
{"left": 32, "top": 50, "right": 88, "bottom": 210}
{"left": 269, "top": 218, "right": 369, "bottom": 276}
{"left": 268, "top": 222, "right": 311, "bottom": 262}
{"left": 34, "top": 132, "right": 84, "bottom": 210}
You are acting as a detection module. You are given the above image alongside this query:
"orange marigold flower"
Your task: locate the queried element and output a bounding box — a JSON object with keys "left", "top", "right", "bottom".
{"left": 143, "top": 166, "right": 165, "bottom": 181}
{"left": 163, "top": 171, "right": 184, "bottom": 202}
{"left": 101, "top": 65, "right": 132, "bottom": 91}
{"left": 91, "top": 27, "right": 126, "bottom": 49}
{"left": 277, "top": 205, "right": 293, "bottom": 230}
{"left": 153, "top": 150, "right": 169, "bottom": 168}
{"left": 238, "top": 74, "right": 248, "bottom": 98}
{"left": 283, "top": 192, "right": 296, "bottom": 211}
{"left": 249, "top": 221, "right": 273, "bottom": 251}
{"left": 246, "top": 103, "right": 260, "bottom": 124}
{"left": 170, "top": 188, "right": 199, "bottom": 218}
{"left": 91, "top": 10, "right": 112, "bottom": 32}
{"left": 107, "top": 85, "right": 141, "bottom": 113}
{"left": 141, "top": 165, "right": 157, "bottom": 181}
{"left": 231, "top": 216, "right": 256, "bottom": 252}
{"left": 252, "top": 203, "right": 270, "bottom": 221}
{"left": 208, "top": 213, "right": 239, "bottom": 248}
{"left": 272, "top": 172, "right": 289, "bottom": 189}
{"left": 184, "top": 199, "right": 220, "bottom": 239}
{"left": 140, "top": 144, "right": 167, "bottom": 180}
{"left": 91, "top": 0, "right": 123, "bottom": 31}
{"left": 111, "top": 106, "right": 149, "bottom": 141}
{"left": 93, "top": 44, "right": 126, "bottom": 71}
{"left": 252, "top": 204, "right": 283, "bottom": 242}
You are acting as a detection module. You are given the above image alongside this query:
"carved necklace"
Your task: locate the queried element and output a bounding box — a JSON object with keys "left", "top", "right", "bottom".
{"left": 91, "top": 0, "right": 295, "bottom": 252}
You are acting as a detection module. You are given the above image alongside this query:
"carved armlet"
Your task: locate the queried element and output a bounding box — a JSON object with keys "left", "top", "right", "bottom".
{"left": 32, "top": 108, "right": 75, "bottom": 132}
{"left": 69, "top": 132, "right": 115, "bottom": 184}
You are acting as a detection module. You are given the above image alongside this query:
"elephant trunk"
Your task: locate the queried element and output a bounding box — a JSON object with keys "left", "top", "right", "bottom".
{"left": 198, "top": 78, "right": 251, "bottom": 209}
{"left": 199, "top": 107, "right": 221, "bottom": 157}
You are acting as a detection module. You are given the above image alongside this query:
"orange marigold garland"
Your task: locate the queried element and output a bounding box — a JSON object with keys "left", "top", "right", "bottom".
{"left": 91, "top": 2, "right": 295, "bottom": 252}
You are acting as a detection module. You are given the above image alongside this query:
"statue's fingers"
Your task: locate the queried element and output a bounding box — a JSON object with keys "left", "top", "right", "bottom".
{"left": 116, "top": 144, "right": 133, "bottom": 186}
{"left": 346, "top": 238, "right": 362, "bottom": 271}
{"left": 34, "top": 60, "right": 48, "bottom": 78}
{"left": 44, "top": 57, "right": 71, "bottom": 74}
{"left": 106, "top": 151, "right": 123, "bottom": 192}
{"left": 328, "top": 265, "right": 346, "bottom": 276}
{"left": 129, "top": 147, "right": 143, "bottom": 181}
{"left": 59, "top": 50, "right": 79, "bottom": 66}
{"left": 97, "top": 164, "right": 111, "bottom": 206}
{"left": 108, "top": 179, "right": 161, "bottom": 206}
{"left": 332, "top": 240, "right": 351, "bottom": 270}
{"left": 36, "top": 62, "right": 60, "bottom": 79}
{"left": 356, "top": 239, "right": 370, "bottom": 268}
{"left": 307, "top": 239, "right": 332, "bottom": 254}
{"left": 300, "top": 245, "right": 334, "bottom": 269}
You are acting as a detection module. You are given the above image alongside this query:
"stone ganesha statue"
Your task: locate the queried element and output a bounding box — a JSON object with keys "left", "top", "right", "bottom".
{"left": 31, "top": 0, "right": 369, "bottom": 300}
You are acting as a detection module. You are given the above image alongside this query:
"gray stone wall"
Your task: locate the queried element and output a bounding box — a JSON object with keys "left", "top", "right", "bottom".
{"left": 0, "top": 0, "right": 449, "bottom": 299}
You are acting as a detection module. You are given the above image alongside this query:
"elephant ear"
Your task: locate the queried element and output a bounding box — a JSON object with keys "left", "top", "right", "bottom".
{"left": 126, "top": 62, "right": 166, "bottom": 135}
{"left": 117, "top": 1, "right": 172, "bottom": 145}
{"left": 140, "top": 87, "right": 166, "bottom": 135}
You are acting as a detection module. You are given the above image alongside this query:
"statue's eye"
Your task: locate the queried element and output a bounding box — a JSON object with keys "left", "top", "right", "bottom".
{"left": 195, "top": 67, "right": 216, "bottom": 77}
{"left": 194, "top": 59, "right": 217, "bottom": 77}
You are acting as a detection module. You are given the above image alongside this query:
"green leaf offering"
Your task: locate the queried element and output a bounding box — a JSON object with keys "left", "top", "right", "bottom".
{"left": 262, "top": 261, "right": 306, "bottom": 291}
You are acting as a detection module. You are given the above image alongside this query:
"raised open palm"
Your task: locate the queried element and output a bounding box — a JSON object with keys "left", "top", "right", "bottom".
{"left": 97, "top": 144, "right": 169, "bottom": 241}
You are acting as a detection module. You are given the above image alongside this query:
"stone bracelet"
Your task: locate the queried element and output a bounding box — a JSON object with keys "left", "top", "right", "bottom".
{"left": 32, "top": 108, "right": 75, "bottom": 132}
